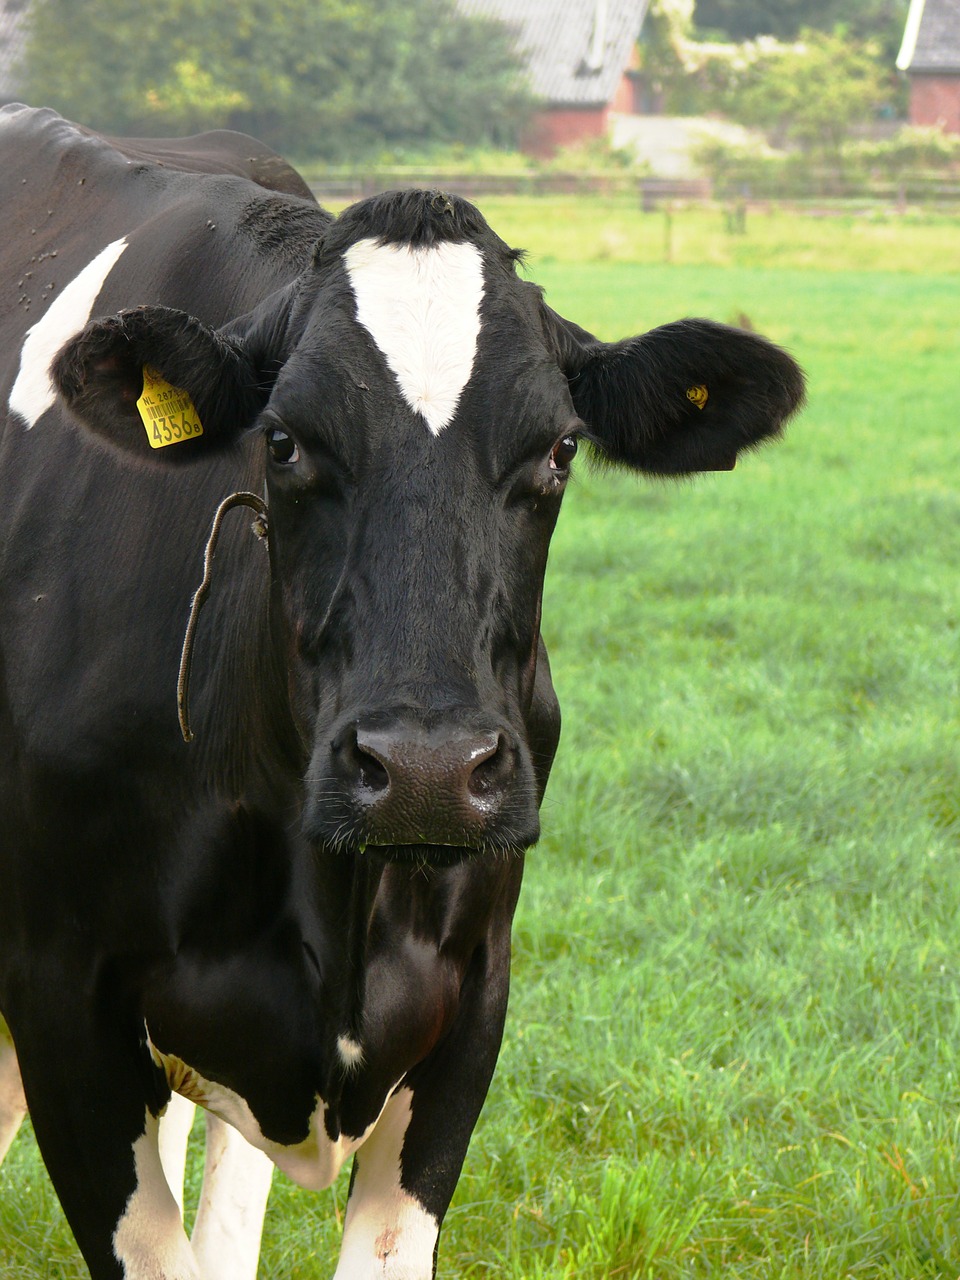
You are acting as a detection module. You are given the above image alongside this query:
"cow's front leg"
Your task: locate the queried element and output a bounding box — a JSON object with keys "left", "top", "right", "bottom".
{"left": 192, "top": 1112, "right": 274, "bottom": 1280}
{"left": 13, "top": 1006, "right": 200, "bottom": 1280}
{"left": 153, "top": 1093, "right": 274, "bottom": 1280}
{"left": 157, "top": 1091, "right": 197, "bottom": 1216}
{"left": 0, "top": 1017, "right": 26, "bottom": 1163}
{"left": 335, "top": 921, "right": 514, "bottom": 1280}
{"left": 333, "top": 1086, "right": 439, "bottom": 1280}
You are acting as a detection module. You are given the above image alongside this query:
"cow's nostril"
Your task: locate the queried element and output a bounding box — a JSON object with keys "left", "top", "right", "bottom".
{"left": 467, "top": 735, "right": 513, "bottom": 801}
{"left": 333, "top": 727, "right": 391, "bottom": 794}
{"left": 357, "top": 750, "right": 389, "bottom": 793}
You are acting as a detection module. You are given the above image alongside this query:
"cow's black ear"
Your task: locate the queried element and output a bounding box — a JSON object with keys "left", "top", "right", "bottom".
{"left": 549, "top": 312, "right": 805, "bottom": 475}
{"left": 52, "top": 293, "right": 293, "bottom": 461}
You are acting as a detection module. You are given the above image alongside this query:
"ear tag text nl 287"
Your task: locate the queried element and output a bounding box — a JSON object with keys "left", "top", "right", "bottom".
{"left": 137, "top": 367, "right": 204, "bottom": 448}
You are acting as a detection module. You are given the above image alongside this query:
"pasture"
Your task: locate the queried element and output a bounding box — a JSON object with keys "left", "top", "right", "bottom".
{"left": 3, "top": 200, "right": 960, "bottom": 1277}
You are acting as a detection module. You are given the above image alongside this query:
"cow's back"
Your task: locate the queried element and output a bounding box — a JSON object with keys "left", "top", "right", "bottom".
{"left": 0, "top": 105, "right": 329, "bottom": 339}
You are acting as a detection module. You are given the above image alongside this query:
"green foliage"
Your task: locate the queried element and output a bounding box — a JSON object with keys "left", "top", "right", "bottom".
{"left": 658, "top": 28, "right": 893, "bottom": 150}
{"left": 728, "top": 30, "right": 891, "bottom": 150}
{"left": 847, "top": 125, "right": 960, "bottom": 174}
{"left": 694, "top": 0, "right": 910, "bottom": 60}
{"left": 697, "top": 124, "right": 960, "bottom": 199}
{"left": 642, "top": 15, "right": 899, "bottom": 137}
{"left": 22, "top": 0, "right": 531, "bottom": 156}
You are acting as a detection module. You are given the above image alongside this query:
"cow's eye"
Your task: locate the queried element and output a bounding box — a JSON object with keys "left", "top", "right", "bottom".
{"left": 266, "top": 427, "right": 300, "bottom": 465}
{"left": 549, "top": 434, "right": 578, "bottom": 471}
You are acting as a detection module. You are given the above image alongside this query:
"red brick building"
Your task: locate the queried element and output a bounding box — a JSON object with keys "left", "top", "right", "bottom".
{"left": 897, "top": 0, "right": 960, "bottom": 134}
{"left": 458, "top": 0, "right": 650, "bottom": 156}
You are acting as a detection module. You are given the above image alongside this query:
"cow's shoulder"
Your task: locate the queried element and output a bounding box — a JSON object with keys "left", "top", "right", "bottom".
{"left": 0, "top": 106, "right": 331, "bottom": 340}
{"left": 98, "top": 128, "right": 317, "bottom": 201}
{"left": 0, "top": 104, "right": 314, "bottom": 201}
{"left": 0, "top": 104, "right": 106, "bottom": 189}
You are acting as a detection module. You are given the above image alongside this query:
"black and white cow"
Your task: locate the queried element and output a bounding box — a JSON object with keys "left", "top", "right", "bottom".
{"left": 0, "top": 104, "right": 804, "bottom": 1279}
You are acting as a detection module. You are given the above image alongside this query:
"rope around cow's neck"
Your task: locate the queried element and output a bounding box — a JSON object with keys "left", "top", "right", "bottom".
{"left": 177, "top": 491, "right": 269, "bottom": 743}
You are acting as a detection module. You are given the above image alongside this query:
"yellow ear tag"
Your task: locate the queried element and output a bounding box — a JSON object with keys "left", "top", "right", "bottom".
{"left": 686, "top": 384, "right": 709, "bottom": 410}
{"left": 137, "top": 366, "right": 204, "bottom": 448}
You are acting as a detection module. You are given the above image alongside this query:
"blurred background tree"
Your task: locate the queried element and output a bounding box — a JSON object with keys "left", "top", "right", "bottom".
{"left": 694, "top": 0, "right": 909, "bottom": 61}
{"left": 727, "top": 30, "right": 890, "bottom": 150}
{"left": 21, "top": 0, "right": 532, "bottom": 156}
{"left": 643, "top": 0, "right": 901, "bottom": 144}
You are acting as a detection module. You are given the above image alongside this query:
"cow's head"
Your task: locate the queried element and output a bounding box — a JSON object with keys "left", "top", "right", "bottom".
{"left": 52, "top": 190, "right": 804, "bottom": 865}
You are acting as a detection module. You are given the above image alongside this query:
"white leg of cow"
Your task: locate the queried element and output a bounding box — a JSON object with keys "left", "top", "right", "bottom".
{"left": 333, "top": 1087, "right": 439, "bottom": 1280}
{"left": 0, "top": 1021, "right": 27, "bottom": 1163}
{"left": 157, "top": 1092, "right": 197, "bottom": 1217}
{"left": 112, "top": 1108, "right": 202, "bottom": 1280}
{"left": 191, "top": 1113, "right": 273, "bottom": 1280}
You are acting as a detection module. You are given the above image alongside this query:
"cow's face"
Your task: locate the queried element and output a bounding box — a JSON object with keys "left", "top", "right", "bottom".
{"left": 259, "top": 202, "right": 580, "bottom": 859}
{"left": 53, "top": 191, "right": 805, "bottom": 864}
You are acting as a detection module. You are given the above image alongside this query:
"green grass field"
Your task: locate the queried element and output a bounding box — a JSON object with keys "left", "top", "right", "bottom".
{"left": 3, "top": 201, "right": 960, "bottom": 1277}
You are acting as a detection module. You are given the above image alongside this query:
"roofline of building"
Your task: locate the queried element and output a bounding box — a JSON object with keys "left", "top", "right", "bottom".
{"left": 539, "top": 97, "right": 610, "bottom": 110}
{"left": 897, "top": 0, "right": 926, "bottom": 70}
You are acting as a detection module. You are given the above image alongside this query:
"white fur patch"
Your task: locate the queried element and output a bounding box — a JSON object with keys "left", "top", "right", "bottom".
{"left": 147, "top": 1033, "right": 384, "bottom": 1192}
{"left": 192, "top": 1114, "right": 274, "bottom": 1280}
{"left": 332, "top": 1087, "right": 439, "bottom": 1280}
{"left": 344, "top": 237, "right": 484, "bottom": 436}
{"left": 157, "top": 1092, "right": 196, "bottom": 1217}
{"left": 9, "top": 236, "right": 128, "bottom": 428}
{"left": 338, "top": 1034, "right": 364, "bottom": 1071}
{"left": 112, "top": 1109, "right": 201, "bottom": 1280}
{"left": 0, "top": 1021, "right": 26, "bottom": 1164}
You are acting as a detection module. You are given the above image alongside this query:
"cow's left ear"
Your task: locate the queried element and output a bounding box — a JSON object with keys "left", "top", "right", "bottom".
{"left": 52, "top": 292, "right": 293, "bottom": 460}
{"left": 549, "top": 312, "right": 805, "bottom": 474}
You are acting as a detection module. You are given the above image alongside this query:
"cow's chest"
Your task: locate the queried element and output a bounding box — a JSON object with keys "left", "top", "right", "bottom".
{"left": 146, "top": 1036, "right": 391, "bottom": 1191}
{"left": 140, "top": 916, "right": 467, "bottom": 1191}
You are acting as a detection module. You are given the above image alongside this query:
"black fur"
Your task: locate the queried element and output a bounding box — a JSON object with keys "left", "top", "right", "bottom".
{"left": 52, "top": 306, "right": 260, "bottom": 458}
{"left": 555, "top": 316, "right": 805, "bottom": 475}
{"left": 1, "top": 105, "right": 805, "bottom": 1280}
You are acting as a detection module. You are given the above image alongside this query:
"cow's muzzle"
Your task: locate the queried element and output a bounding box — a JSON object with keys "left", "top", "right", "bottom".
{"left": 305, "top": 714, "right": 539, "bottom": 861}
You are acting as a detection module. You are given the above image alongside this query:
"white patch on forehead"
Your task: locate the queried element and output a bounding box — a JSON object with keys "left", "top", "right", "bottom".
{"left": 344, "top": 236, "right": 484, "bottom": 436}
{"left": 8, "top": 236, "right": 128, "bottom": 428}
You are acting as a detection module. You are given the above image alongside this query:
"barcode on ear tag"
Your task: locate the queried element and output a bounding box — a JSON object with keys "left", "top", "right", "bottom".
{"left": 137, "top": 367, "right": 204, "bottom": 448}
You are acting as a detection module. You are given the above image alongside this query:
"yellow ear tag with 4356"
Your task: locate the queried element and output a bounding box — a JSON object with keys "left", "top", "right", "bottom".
{"left": 686, "top": 384, "right": 709, "bottom": 410}
{"left": 137, "top": 366, "right": 204, "bottom": 448}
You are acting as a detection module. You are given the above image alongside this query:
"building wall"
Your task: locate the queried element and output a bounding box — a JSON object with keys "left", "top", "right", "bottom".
{"left": 909, "top": 73, "right": 960, "bottom": 133}
{"left": 611, "top": 69, "right": 636, "bottom": 114}
{"left": 522, "top": 106, "right": 610, "bottom": 157}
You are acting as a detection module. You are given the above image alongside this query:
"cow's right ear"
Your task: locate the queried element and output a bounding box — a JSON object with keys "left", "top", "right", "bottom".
{"left": 52, "top": 292, "right": 293, "bottom": 460}
{"left": 543, "top": 305, "right": 805, "bottom": 475}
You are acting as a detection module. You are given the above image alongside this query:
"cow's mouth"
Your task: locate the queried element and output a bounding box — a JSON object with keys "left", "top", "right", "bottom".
{"left": 360, "top": 841, "right": 524, "bottom": 868}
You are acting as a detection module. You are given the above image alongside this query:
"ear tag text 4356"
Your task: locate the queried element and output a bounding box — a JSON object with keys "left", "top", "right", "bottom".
{"left": 137, "top": 367, "right": 204, "bottom": 448}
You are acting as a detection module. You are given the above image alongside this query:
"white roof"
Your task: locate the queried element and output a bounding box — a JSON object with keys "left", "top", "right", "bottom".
{"left": 458, "top": 0, "right": 649, "bottom": 107}
{"left": 898, "top": 0, "right": 960, "bottom": 72}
